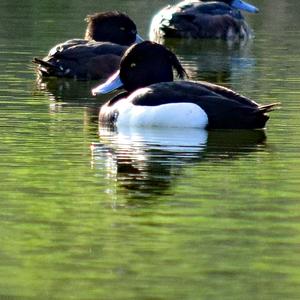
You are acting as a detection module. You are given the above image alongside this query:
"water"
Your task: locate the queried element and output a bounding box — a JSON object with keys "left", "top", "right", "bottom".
{"left": 1, "top": 0, "right": 300, "bottom": 299}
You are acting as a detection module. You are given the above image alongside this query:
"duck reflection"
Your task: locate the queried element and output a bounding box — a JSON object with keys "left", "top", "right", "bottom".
{"left": 91, "top": 126, "right": 266, "bottom": 201}
{"left": 35, "top": 76, "right": 111, "bottom": 125}
{"left": 162, "top": 38, "right": 256, "bottom": 83}
{"left": 35, "top": 77, "right": 102, "bottom": 103}
{"left": 34, "top": 77, "right": 107, "bottom": 133}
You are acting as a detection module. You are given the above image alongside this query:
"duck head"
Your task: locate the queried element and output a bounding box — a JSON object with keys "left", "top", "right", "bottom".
{"left": 84, "top": 11, "right": 143, "bottom": 45}
{"left": 211, "top": 0, "right": 259, "bottom": 13}
{"left": 92, "top": 41, "right": 187, "bottom": 95}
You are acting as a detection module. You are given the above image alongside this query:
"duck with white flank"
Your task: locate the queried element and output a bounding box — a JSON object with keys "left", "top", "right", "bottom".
{"left": 92, "top": 41, "right": 278, "bottom": 129}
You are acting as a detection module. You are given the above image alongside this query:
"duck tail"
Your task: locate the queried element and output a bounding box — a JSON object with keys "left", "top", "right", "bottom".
{"left": 32, "top": 57, "right": 61, "bottom": 77}
{"left": 32, "top": 57, "right": 56, "bottom": 69}
{"left": 250, "top": 102, "right": 280, "bottom": 129}
{"left": 259, "top": 102, "right": 281, "bottom": 113}
{"left": 162, "top": 45, "right": 188, "bottom": 79}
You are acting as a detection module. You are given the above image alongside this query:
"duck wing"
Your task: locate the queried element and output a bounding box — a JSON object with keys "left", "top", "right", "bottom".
{"left": 180, "top": 2, "right": 243, "bottom": 19}
{"left": 130, "top": 81, "right": 278, "bottom": 129}
{"left": 33, "top": 42, "right": 127, "bottom": 80}
{"left": 131, "top": 81, "right": 258, "bottom": 107}
{"left": 159, "top": 2, "right": 247, "bottom": 39}
{"left": 47, "top": 39, "right": 89, "bottom": 56}
{"left": 193, "top": 80, "right": 260, "bottom": 106}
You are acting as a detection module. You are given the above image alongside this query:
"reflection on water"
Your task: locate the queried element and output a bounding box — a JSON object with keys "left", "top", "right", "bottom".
{"left": 91, "top": 126, "right": 266, "bottom": 200}
{"left": 34, "top": 37, "right": 256, "bottom": 94}
{"left": 35, "top": 77, "right": 102, "bottom": 103}
{"left": 162, "top": 38, "right": 256, "bottom": 84}
{"left": 1, "top": 0, "right": 300, "bottom": 299}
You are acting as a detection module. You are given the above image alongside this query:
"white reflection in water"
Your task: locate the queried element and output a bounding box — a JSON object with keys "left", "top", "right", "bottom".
{"left": 91, "top": 125, "right": 266, "bottom": 202}
{"left": 91, "top": 126, "right": 208, "bottom": 202}
{"left": 98, "top": 126, "right": 208, "bottom": 152}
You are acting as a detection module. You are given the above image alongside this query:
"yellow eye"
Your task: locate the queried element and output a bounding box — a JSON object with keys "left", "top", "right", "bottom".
{"left": 120, "top": 27, "right": 125, "bottom": 31}
{"left": 130, "top": 63, "right": 136, "bottom": 68}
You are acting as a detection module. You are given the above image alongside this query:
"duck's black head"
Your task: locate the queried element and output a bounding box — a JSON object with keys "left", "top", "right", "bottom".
{"left": 92, "top": 41, "right": 187, "bottom": 95}
{"left": 202, "top": 0, "right": 259, "bottom": 13}
{"left": 119, "top": 41, "right": 187, "bottom": 92}
{"left": 84, "top": 11, "right": 140, "bottom": 45}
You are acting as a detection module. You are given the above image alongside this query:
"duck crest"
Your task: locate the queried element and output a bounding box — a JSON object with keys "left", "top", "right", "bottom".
{"left": 84, "top": 11, "right": 137, "bottom": 45}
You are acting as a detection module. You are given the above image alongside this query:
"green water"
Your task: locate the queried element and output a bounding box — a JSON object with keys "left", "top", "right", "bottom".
{"left": 1, "top": 0, "right": 300, "bottom": 299}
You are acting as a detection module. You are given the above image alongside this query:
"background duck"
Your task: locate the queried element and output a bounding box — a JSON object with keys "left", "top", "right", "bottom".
{"left": 149, "top": 0, "right": 259, "bottom": 42}
{"left": 92, "top": 41, "right": 278, "bottom": 130}
{"left": 33, "top": 11, "right": 142, "bottom": 80}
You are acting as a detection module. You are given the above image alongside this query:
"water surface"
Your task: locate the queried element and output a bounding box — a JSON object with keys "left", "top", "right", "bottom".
{"left": 1, "top": 0, "right": 300, "bottom": 299}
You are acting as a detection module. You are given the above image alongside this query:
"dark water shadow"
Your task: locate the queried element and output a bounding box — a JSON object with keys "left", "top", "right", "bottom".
{"left": 34, "top": 76, "right": 113, "bottom": 106}
{"left": 161, "top": 38, "right": 256, "bottom": 84}
{"left": 33, "top": 76, "right": 119, "bottom": 128}
{"left": 91, "top": 125, "right": 267, "bottom": 203}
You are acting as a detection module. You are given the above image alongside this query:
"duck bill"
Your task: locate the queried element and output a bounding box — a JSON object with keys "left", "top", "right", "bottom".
{"left": 135, "top": 34, "right": 144, "bottom": 43}
{"left": 231, "top": 0, "right": 259, "bottom": 13}
{"left": 92, "top": 71, "right": 124, "bottom": 95}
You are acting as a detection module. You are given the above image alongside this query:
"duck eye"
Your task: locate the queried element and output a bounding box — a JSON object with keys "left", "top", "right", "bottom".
{"left": 120, "top": 27, "right": 125, "bottom": 31}
{"left": 130, "top": 63, "right": 136, "bottom": 68}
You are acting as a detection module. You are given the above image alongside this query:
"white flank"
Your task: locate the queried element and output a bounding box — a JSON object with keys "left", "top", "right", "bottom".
{"left": 109, "top": 90, "right": 208, "bottom": 128}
